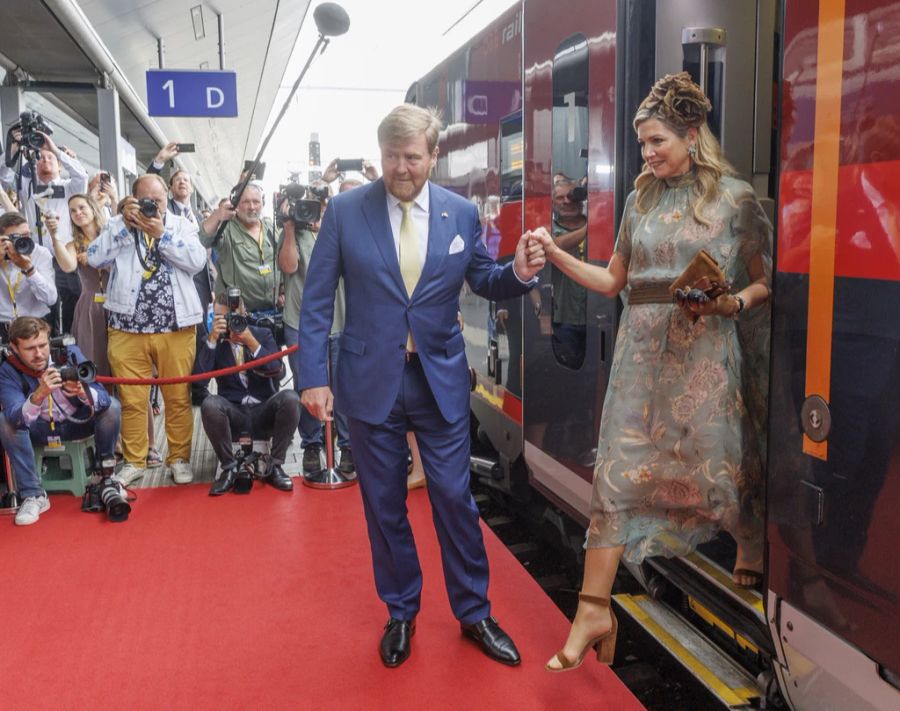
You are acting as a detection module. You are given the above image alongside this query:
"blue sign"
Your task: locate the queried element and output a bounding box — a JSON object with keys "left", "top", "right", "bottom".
{"left": 146, "top": 69, "right": 238, "bottom": 117}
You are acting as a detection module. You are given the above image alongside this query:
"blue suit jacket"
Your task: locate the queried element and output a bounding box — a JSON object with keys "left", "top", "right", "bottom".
{"left": 298, "top": 179, "right": 533, "bottom": 425}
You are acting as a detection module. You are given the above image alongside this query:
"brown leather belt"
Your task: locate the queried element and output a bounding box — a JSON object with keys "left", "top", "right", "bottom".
{"left": 628, "top": 282, "right": 673, "bottom": 305}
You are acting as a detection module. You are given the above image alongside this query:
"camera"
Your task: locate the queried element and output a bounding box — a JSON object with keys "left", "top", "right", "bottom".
{"left": 13, "top": 234, "right": 35, "bottom": 256}
{"left": 82, "top": 457, "right": 131, "bottom": 522}
{"left": 16, "top": 110, "right": 53, "bottom": 153}
{"left": 224, "top": 287, "right": 248, "bottom": 337}
{"left": 567, "top": 185, "right": 588, "bottom": 203}
{"left": 49, "top": 335, "right": 97, "bottom": 383}
{"left": 277, "top": 182, "right": 322, "bottom": 227}
{"left": 138, "top": 197, "right": 159, "bottom": 218}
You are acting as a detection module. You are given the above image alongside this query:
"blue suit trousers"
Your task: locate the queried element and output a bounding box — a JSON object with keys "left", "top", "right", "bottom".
{"left": 348, "top": 356, "right": 490, "bottom": 624}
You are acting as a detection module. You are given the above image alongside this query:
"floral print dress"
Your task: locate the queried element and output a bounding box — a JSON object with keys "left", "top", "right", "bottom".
{"left": 588, "top": 173, "right": 772, "bottom": 564}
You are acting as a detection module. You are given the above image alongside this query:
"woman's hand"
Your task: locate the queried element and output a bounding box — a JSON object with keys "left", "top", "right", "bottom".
{"left": 76, "top": 251, "right": 89, "bottom": 266}
{"left": 530, "top": 226, "right": 559, "bottom": 261}
{"left": 44, "top": 212, "right": 59, "bottom": 236}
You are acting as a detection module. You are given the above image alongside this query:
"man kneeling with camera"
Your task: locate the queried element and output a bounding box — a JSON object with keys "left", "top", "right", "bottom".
{"left": 0, "top": 317, "right": 125, "bottom": 525}
{"left": 195, "top": 288, "right": 299, "bottom": 495}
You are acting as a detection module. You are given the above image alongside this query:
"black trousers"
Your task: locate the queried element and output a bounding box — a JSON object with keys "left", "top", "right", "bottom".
{"left": 200, "top": 391, "right": 300, "bottom": 467}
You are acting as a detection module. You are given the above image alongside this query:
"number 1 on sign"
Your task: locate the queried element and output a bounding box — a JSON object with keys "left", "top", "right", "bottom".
{"left": 162, "top": 79, "right": 175, "bottom": 109}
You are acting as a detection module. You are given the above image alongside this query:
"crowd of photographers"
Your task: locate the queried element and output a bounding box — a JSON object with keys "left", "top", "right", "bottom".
{"left": 0, "top": 109, "right": 380, "bottom": 526}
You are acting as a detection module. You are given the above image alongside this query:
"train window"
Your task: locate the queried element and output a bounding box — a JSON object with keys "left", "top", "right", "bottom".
{"left": 550, "top": 34, "right": 589, "bottom": 371}
{"left": 500, "top": 112, "right": 523, "bottom": 202}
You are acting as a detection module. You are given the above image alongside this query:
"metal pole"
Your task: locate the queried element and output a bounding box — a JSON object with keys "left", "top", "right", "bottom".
{"left": 302, "top": 336, "right": 357, "bottom": 490}
{"left": 217, "top": 14, "right": 225, "bottom": 70}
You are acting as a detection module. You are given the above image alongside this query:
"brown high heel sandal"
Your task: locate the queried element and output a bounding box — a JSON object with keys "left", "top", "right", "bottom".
{"left": 546, "top": 593, "right": 618, "bottom": 672}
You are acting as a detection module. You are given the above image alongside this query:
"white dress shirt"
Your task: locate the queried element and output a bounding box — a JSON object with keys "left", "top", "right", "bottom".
{"left": 386, "top": 185, "right": 430, "bottom": 266}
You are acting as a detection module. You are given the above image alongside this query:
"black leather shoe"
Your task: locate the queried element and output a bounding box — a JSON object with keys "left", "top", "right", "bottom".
{"left": 379, "top": 618, "right": 415, "bottom": 668}
{"left": 338, "top": 446, "right": 355, "bottom": 475}
{"left": 265, "top": 464, "right": 294, "bottom": 491}
{"left": 302, "top": 444, "right": 322, "bottom": 473}
{"left": 460, "top": 617, "right": 521, "bottom": 666}
{"left": 209, "top": 465, "right": 237, "bottom": 496}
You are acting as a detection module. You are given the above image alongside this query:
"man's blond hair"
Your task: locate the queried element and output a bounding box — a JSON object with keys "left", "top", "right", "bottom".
{"left": 377, "top": 104, "right": 442, "bottom": 153}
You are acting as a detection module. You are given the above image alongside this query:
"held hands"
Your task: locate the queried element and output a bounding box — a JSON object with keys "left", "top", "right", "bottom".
{"left": 513, "top": 229, "right": 548, "bottom": 281}
{"left": 301, "top": 385, "right": 334, "bottom": 422}
{"left": 528, "top": 227, "right": 559, "bottom": 260}
{"left": 122, "top": 197, "right": 165, "bottom": 240}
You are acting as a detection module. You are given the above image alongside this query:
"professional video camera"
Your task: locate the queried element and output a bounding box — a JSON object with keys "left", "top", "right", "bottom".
{"left": 16, "top": 110, "right": 53, "bottom": 154}
{"left": 223, "top": 287, "right": 248, "bottom": 338}
{"left": 81, "top": 457, "right": 131, "bottom": 522}
{"left": 277, "top": 182, "right": 323, "bottom": 227}
{"left": 49, "top": 336, "right": 97, "bottom": 384}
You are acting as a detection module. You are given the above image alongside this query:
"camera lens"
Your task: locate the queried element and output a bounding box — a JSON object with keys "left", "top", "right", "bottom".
{"left": 138, "top": 198, "right": 159, "bottom": 218}
{"left": 13, "top": 235, "right": 35, "bottom": 256}
{"left": 227, "top": 313, "right": 248, "bottom": 334}
{"left": 100, "top": 478, "right": 131, "bottom": 522}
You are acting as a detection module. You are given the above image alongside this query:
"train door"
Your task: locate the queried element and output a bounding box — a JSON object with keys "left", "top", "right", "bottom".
{"left": 767, "top": 1, "right": 900, "bottom": 708}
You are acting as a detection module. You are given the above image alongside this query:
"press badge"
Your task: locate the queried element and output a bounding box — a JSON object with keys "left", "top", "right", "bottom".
{"left": 46, "top": 435, "right": 62, "bottom": 449}
{"left": 93, "top": 293, "right": 106, "bottom": 303}
{"left": 142, "top": 270, "right": 154, "bottom": 280}
{"left": 258, "top": 265, "right": 272, "bottom": 276}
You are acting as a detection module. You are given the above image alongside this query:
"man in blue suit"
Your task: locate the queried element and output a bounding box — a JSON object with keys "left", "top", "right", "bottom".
{"left": 299, "top": 105, "right": 545, "bottom": 668}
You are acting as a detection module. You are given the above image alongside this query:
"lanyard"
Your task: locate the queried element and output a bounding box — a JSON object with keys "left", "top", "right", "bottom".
{"left": 135, "top": 230, "right": 160, "bottom": 279}
{"left": 1, "top": 263, "right": 23, "bottom": 317}
{"left": 47, "top": 392, "right": 56, "bottom": 432}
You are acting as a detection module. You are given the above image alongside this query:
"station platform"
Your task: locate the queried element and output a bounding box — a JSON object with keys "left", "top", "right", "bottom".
{"left": 1, "top": 479, "right": 643, "bottom": 710}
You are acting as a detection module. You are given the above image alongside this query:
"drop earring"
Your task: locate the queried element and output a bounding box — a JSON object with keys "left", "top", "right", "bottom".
{"left": 687, "top": 143, "right": 697, "bottom": 158}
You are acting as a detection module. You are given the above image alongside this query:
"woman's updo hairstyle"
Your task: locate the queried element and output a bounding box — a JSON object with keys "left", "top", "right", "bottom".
{"left": 632, "top": 72, "right": 735, "bottom": 225}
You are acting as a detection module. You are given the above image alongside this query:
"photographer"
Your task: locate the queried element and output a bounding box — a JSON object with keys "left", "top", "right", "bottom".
{"left": 199, "top": 181, "right": 281, "bottom": 324}
{"left": 0, "top": 212, "right": 58, "bottom": 339}
{"left": 86, "top": 173, "right": 207, "bottom": 487}
{"left": 277, "top": 184, "right": 353, "bottom": 476}
{"left": 195, "top": 290, "right": 298, "bottom": 495}
{"left": 0, "top": 317, "right": 122, "bottom": 526}
{"left": 1, "top": 114, "right": 88, "bottom": 333}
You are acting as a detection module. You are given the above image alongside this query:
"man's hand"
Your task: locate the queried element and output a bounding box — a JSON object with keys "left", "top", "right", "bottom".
{"left": 8, "top": 248, "right": 32, "bottom": 272}
{"left": 513, "top": 229, "right": 547, "bottom": 281}
{"left": 32, "top": 367, "right": 63, "bottom": 403}
{"left": 301, "top": 386, "right": 334, "bottom": 422}
{"left": 208, "top": 314, "right": 228, "bottom": 344}
{"left": 322, "top": 158, "right": 340, "bottom": 184}
{"left": 213, "top": 201, "right": 236, "bottom": 223}
{"left": 362, "top": 160, "right": 379, "bottom": 181}
{"left": 154, "top": 141, "right": 179, "bottom": 165}
{"left": 38, "top": 132, "right": 59, "bottom": 156}
{"left": 234, "top": 327, "right": 260, "bottom": 352}
{"left": 122, "top": 198, "right": 165, "bottom": 240}
{"left": 61, "top": 379, "right": 86, "bottom": 398}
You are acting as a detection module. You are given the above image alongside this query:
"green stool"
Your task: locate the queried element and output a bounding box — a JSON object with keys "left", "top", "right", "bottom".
{"left": 34, "top": 436, "right": 96, "bottom": 497}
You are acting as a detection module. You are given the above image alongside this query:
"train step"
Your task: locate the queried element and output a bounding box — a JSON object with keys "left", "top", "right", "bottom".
{"left": 615, "top": 593, "right": 761, "bottom": 709}
{"left": 645, "top": 551, "right": 771, "bottom": 657}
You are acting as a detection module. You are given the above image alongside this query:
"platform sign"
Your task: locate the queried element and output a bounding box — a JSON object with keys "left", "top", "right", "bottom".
{"left": 146, "top": 70, "right": 238, "bottom": 117}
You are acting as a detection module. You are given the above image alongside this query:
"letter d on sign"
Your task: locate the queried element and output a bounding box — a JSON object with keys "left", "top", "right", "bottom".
{"left": 207, "top": 87, "right": 225, "bottom": 109}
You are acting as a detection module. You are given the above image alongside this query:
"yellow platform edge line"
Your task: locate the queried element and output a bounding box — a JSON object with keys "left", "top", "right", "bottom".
{"left": 615, "top": 594, "right": 757, "bottom": 707}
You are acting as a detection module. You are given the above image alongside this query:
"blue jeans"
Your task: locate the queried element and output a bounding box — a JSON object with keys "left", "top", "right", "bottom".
{"left": 0, "top": 398, "right": 122, "bottom": 498}
{"left": 284, "top": 325, "right": 350, "bottom": 448}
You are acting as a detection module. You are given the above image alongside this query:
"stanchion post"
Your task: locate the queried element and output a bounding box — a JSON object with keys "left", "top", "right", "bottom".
{"left": 302, "top": 335, "right": 357, "bottom": 489}
{"left": 1, "top": 451, "right": 20, "bottom": 514}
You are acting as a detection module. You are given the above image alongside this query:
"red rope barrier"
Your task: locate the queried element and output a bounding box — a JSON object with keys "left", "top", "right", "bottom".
{"left": 95, "top": 345, "right": 298, "bottom": 386}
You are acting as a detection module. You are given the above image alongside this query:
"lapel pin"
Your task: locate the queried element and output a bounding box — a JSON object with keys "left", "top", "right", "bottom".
{"left": 441, "top": 211, "right": 448, "bottom": 218}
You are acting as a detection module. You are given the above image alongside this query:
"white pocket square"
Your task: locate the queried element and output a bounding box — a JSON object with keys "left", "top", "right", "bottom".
{"left": 448, "top": 235, "right": 465, "bottom": 255}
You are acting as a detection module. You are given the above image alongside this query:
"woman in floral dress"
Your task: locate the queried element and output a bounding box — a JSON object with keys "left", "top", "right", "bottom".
{"left": 539, "top": 73, "right": 772, "bottom": 671}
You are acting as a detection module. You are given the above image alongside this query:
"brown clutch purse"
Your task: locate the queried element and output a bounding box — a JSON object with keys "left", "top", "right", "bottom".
{"left": 669, "top": 249, "right": 729, "bottom": 300}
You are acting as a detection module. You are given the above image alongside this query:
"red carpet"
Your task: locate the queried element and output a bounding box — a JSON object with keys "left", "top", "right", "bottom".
{"left": 0, "top": 485, "right": 643, "bottom": 710}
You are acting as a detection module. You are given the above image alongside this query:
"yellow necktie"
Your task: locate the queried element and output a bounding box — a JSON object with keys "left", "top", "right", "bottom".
{"left": 399, "top": 201, "right": 422, "bottom": 351}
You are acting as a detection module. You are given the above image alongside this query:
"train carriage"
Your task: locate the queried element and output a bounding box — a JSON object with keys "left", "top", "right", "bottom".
{"left": 408, "top": 1, "right": 900, "bottom": 708}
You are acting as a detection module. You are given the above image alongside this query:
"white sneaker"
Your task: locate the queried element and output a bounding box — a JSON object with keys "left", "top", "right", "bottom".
{"left": 118, "top": 463, "right": 145, "bottom": 487}
{"left": 15, "top": 495, "right": 50, "bottom": 526}
{"left": 170, "top": 459, "right": 193, "bottom": 484}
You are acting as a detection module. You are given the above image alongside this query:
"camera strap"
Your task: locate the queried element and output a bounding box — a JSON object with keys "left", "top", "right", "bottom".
{"left": 132, "top": 228, "right": 160, "bottom": 278}
{"left": 0, "top": 263, "right": 23, "bottom": 317}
